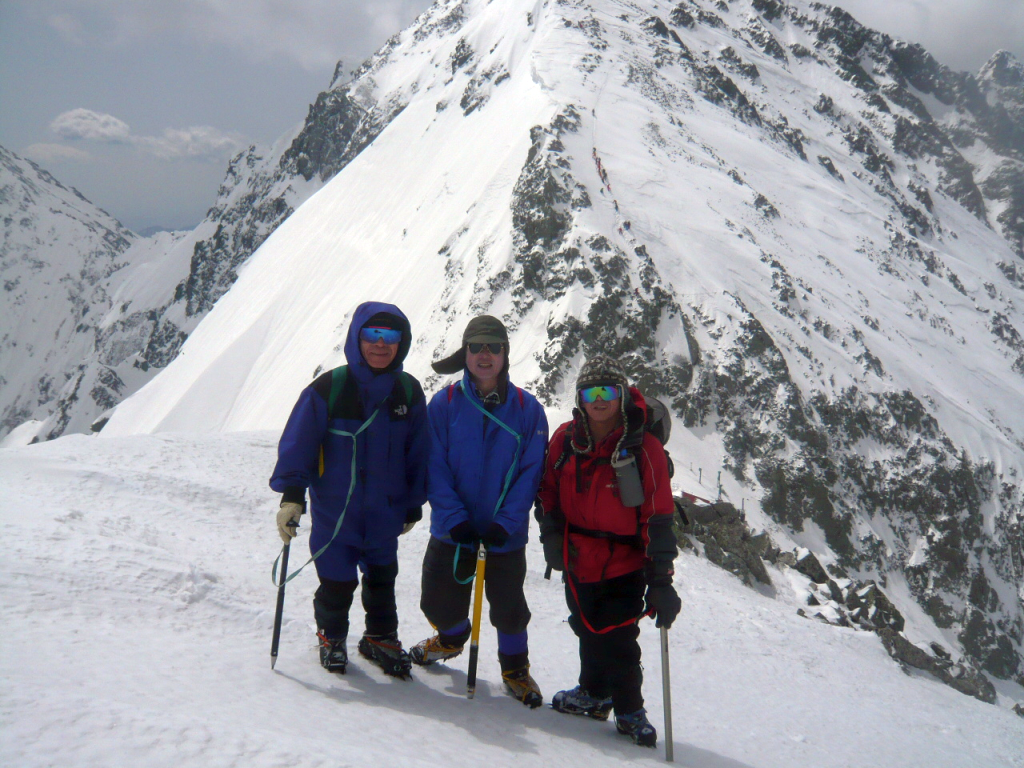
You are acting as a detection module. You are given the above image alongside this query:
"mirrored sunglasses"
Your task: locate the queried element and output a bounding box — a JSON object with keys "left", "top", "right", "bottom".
{"left": 360, "top": 326, "right": 402, "bottom": 345}
{"left": 467, "top": 342, "right": 503, "bottom": 354}
{"left": 579, "top": 385, "right": 621, "bottom": 404}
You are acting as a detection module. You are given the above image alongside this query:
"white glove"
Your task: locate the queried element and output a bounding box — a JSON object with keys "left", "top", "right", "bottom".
{"left": 401, "top": 520, "right": 417, "bottom": 535}
{"left": 277, "top": 502, "right": 304, "bottom": 543}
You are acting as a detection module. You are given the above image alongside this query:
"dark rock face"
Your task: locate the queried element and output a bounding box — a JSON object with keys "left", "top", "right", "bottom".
{"left": 676, "top": 497, "right": 995, "bottom": 703}
{"left": 878, "top": 628, "right": 997, "bottom": 704}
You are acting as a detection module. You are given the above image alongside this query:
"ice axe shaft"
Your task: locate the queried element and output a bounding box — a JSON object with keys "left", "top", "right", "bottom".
{"left": 270, "top": 540, "right": 291, "bottom": 669}
{"left": 660, "top": 625, "right": 674, "bottom": 762}
{"left": 466, "top": 547, "right": 488, "bottom": 698}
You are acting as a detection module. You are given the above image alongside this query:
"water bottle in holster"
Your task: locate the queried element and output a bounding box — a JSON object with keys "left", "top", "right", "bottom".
{"left": 611, "top": 450, "right": 645, "bottom": 507}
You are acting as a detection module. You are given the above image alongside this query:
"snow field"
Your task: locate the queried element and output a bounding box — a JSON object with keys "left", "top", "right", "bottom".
{"left": 2, "top": 430, "right": 1022, "bottom": 767}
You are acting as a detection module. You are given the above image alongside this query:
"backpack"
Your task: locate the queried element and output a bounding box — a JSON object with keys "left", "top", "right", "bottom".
{"left": 317, "top": 365, "right": 417, "bottom": 476}
{"left": 325, "top": 365, "right": 415, "bottom": 421}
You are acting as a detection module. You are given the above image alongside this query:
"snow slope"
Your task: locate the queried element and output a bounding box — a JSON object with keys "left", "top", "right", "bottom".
{"left": 2, "top": 431, "right": 1022, "bottom": 767}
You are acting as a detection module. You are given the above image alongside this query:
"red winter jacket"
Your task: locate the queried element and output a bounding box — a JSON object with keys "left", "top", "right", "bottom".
{"left": 537, "top": 390, "right": 676, "bottom": 583}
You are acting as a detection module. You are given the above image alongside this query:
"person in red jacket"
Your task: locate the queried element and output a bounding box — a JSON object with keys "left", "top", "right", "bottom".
{"left": 535, "top": 355, "right": 680, "bottom": 748}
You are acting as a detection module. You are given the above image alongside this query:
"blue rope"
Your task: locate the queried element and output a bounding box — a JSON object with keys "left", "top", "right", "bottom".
{"left": 272, "top": 408, "right": 380, "bottom": 586}
{"left": 451, "top": 383, "right": 523, "bottom": 585}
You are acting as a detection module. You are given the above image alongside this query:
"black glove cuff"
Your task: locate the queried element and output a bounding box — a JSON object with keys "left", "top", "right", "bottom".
{"left": 405, "top": 505, "right": 423, "bottom": 524}
{"left": 281, "top": 486, "right": 306, "bottom": 508}
{"left": 645, "top": 559, "right": 674, "bottom": 587}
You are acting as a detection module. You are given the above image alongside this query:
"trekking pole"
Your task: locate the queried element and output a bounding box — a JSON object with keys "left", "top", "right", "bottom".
{"left": 466, "top": 546, "right": 488, "bottom": 698}
{"left": 660, "top": 626, "right": 674, "bottom": 762}
{"left": 270, "top": 539, "right": 291, "bottom": 669}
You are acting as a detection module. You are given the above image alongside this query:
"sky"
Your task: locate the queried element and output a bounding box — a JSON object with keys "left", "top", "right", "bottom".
{"left": 1, "top": 0, "right": 1022, "bottom": 234}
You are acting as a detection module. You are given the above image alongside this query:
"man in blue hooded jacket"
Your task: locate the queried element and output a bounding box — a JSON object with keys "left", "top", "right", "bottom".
{"left": 409, "top": 315, "right": 548, "bottom": 707}
{"left": 270, "top": 301, "right": 429, "bottom": 678}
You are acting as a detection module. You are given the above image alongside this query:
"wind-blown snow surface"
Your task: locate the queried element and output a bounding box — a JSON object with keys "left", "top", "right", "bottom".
{"left": 2, "top": 431, "right": 1022, "bottom": 767}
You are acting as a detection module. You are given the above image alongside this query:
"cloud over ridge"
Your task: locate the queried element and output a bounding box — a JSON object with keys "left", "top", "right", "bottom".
{"left": 48, "top": 108, "right": 244, "bottom": 161}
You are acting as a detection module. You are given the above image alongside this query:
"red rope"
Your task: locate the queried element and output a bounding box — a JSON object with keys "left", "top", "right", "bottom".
{"left": 562, "top": 521, "right": 652, "bottom": 635}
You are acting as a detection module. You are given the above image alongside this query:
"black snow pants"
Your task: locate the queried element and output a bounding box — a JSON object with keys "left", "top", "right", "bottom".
{"left": 565, "top": 568, "right": 646, "bottom": 715}
{"left": 420, "top": 536, "right": 531, "bottom": 656}
{"left": 313, "top": 560, "right": 399, "bottom": 639}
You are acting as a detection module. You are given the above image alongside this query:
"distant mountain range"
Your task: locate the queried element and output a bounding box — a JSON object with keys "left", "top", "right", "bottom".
{"left": 3, "top": 0, "right": 1023, "bottom": 682}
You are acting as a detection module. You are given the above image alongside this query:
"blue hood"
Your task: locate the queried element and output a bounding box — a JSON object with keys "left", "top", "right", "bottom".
{"left": 344, "top": 301, "right": 413, "bottom": 384}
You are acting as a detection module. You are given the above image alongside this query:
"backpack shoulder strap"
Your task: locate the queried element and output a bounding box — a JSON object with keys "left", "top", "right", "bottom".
{"left": 553, "top": 424, "right": 575, "bottom": 472}
{"left": 396, "top": 371, "right": 414, "bottom": 404}
{"left": 326, "top": 365, "right": 363, "bottom": 420}
{"left": 328, "top": 365, "right": 348, "bottom": 416}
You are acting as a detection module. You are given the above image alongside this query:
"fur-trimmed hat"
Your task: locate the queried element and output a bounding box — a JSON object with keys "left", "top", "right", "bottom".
{"left": 431, "top": 315, "right": 510, "bottom": 375}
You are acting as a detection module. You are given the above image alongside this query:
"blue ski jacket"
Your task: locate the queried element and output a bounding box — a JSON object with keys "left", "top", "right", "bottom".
{"left": 427, "top": 370, "right": 549, "bottom": 554}
{"left": 269, "top": 301, "right": 429, "bottom": 578}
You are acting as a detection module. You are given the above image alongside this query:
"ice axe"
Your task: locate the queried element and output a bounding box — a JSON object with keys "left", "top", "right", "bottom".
{"left": 466, "top": 546, "right": 488, "bottom": 698}
{"left": 270, "top": 520, "right": 298, "bottom": 669}
{"left": 660, "top": 625, "right": 674, "bottom": 762}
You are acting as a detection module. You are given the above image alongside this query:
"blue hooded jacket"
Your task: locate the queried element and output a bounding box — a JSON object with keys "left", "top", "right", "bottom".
{"left": 427, "top": 370, "right": 549, "bottom": 554}
{"left": 270, "top": 301, "right": 429, "bottom": 577}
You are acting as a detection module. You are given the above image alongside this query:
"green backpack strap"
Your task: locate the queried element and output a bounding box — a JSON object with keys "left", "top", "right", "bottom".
{"left": 396, "top": 371, "right": 414, "bottom": 405}
{"left": 328, "top": 365, "right": 349, "bottom": 417}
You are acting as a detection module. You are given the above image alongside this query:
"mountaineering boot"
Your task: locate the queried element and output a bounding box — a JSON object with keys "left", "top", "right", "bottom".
{"left": 409, "top": 633, "right": 465, "bottom": 666}
{"left": 358, "top": 632, "right": 413, "bottom": 679}
{"left": 615, "top": 708, "right": 658, "bottom": 747}
{"left": 317, "top": 630, "right": 348, "bottom": 673}
{"left": 550, "top": 686, "right": 613, "bottom": 720}
{"left": 501, "top": 665, "right": 543, "bottom": 708}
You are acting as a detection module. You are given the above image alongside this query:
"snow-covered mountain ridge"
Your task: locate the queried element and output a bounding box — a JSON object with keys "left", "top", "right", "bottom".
{"left": 7, "top": 0, "right": 1024, "bottom": 683}
{"left": 0, "top": 146, "right": 138, "bottom": 437}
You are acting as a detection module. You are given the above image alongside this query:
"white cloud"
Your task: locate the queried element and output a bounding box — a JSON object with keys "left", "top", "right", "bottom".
{"left": 25, "top": 143, "right": 92, "bottom": 163}
{"left": 48, "top": 108, "right": 244, "bottom": 162}
{"left": 51, "top": 108, "right": 131, "bottom": 142}
{"left": 133, "top": 126, "right": 245, "bottom": 161}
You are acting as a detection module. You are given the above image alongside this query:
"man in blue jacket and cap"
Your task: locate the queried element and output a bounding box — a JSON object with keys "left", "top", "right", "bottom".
{"left": 270, "top": 301, "right": 429, "bottom": 678}
{"left": 410, "top": 315, "right": 548, "bottom": 707}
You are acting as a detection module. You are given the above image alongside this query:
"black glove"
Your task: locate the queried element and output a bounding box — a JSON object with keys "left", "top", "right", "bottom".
{"left": 542, "top": 533, "right": 564, "bottom": 571}
{"left": 645, "top": 583, "right": 681, "bottom": 628}
{"left": 448, "top": 521, "right": 479, "bottom": 545}
{"left": 481, "top": 522, "right": 509, "bottom": 549}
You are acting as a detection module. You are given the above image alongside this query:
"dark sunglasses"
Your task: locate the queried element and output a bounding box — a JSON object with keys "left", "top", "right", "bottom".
{"left": 360, "top": 326, "right": 402, "bottom": 345}
{"left": 579, "top": 385, "right": 621, "bottom": 404}
{"left": 467, "top": 342, "right": 503, "bottom": 354}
